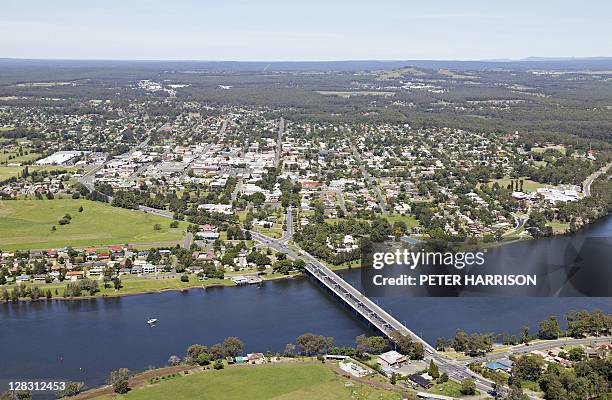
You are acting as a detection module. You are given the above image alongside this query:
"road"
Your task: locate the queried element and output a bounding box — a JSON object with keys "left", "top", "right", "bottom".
{"left": 231, "top": 178, "right": 243, "bottom": 204}
{"left": 78, "top": 135, "right": 152, "bottom": 191}
{"left": 503, "top": 214, "right": 528, "bottom": 237}
{"left": 466, "top": 336, "right": 612, "bottom": 364}
{"left": 582, "top": 161, "right": 612, "bottom": 197}
{"left": 332, "top": 189, "right": 347, "bottom": 213}
{"left": 275, "top": 117, "right": 284, "bottom": 168}
{"left": 181, "top": 117, "right": 229, "bottom": 179}
{"left": 79, "top": 164, "right": 103, "bottom": 192}
{"left": 350, "top": 142, "right": 388, "bottom": 215}
{"left": 279, "top": 207, "right": 294, "bottom": 243}
{"left": 183, "top": 232, "right": 193, "bottom": 249}
{"left": 138, "top": 205, "right": 174, "bottom": 219}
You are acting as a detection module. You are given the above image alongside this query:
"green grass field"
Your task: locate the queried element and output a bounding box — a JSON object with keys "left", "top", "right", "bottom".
{"left": 547, "top": 220, "right": 570, "bottom": 234}
{"left": 490, "top": 177, "right": 544, "bottom": 193}
{"left": 10, "top": 275, "right": 234, "bottom": 298}
{"left": 0, "top": 199, "right": 187, "bottom": 250}
{"left": 427, "top": 379, "right": 479, "bottom": 397}
{"left": 0, "top": 166, "right": 25, "bottom": 181}
{"left": 0, "top": 150, "right": 41, "bottom": 164}
{"left": 531, "top": 145, "right": 566, "bottom": 156}
{"left": 0, "top": 165, "right": 79, "bottom": 181}
{"left": 384, "top": 213, "right": 421, "bottom": 228}
{"left": 95, "top": 363, "right": 401, "bottom": 400}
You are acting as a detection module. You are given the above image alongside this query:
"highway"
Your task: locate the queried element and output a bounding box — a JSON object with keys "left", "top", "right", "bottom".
{"left": 582, "top": 161, "right": 612, "bottom": 197}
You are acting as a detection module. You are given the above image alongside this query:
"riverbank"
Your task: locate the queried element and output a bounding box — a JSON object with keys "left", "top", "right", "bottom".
{"left": 0, "top": 269, "right": 319, "bottom": 303}
{"left": 1, "top": 275, "right": 235, "bottom": 302}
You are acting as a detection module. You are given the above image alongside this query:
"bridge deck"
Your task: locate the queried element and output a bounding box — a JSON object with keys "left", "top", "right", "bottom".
{"left": 304, "top": 263, "right": 435, "bottom": 353}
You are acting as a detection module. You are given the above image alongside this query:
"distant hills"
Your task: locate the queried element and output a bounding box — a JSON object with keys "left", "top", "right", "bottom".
{"left": 1, "top": 57, "right": 612, "bottom": 72}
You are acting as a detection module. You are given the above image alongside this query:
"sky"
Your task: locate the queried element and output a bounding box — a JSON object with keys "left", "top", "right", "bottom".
{"left": 1, "top": 0, "right": 611, "bottom": 61}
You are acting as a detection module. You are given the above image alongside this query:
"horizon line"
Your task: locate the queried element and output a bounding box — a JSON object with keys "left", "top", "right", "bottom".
{"left": 2, "top": 56, "right": 612, "bottom": 63}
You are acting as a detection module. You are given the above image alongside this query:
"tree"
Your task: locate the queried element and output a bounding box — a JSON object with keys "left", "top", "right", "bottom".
{"left": 521, "top": 326, "right": 530, "bottom": 344}
{"left": 452, "top": 329, "right": 469, "bottom": 352}
{"left": 542, "top": 376, "right": 567, "bottom": 400}
{"left": 512, "top": 355, "right": 544, "bottom": 382}
{"left": 108, "top": 368, "right": 130, "bottom": 394}
{"left": 213, "top": 359, "right": 224, "bottom": 370}
{"left": 222, "top": 337, "right": 244, "bottom": 357}
{"left": 355, "top": 334, "right": 368, "bottom": 353}
{"left": 460, "top": 379, "right": 476, "bottom": 395}
{"left": 428, "top": 360, "right": 440, "bottom": 379}
{"left": 296, "top": 333, "right": 333, "bottom": 355}
{"left": 505, "top": 385, "right": 529, "bottom": 400}
{"left": 389, "top": 331, "right": 423, "bottom": 359}
{"left": 538, "top": 316, "right": 561, "bottom": 339}
{"left": 283, "top": 343, "right": 296, "bottom": 356}
{"left": 366, "top": 336, "right": 389, "bottom": 354}
{"left": 153, "top": 223, "right": 162, "bottom": 231}
{"left": 568, "top": 347, "right": 584, "bottom": 362}
{"left": 57, "top": 381, "right": 84, "bottom": 398}
{"left": 210, "top": 343, "right": 225, "bottom": 359}
{"left": 197, "top": 352, "right": 212, "bottom": 366}
{"left": 436, "top": 337, "right": 447, "bottom": 351}
{"left": 186, "top": 344, "right": 207, "bottom": 360}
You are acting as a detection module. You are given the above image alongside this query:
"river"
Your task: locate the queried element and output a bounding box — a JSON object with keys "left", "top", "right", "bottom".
{"left": 1, "top": 216, "right": 612, "bottom": 395}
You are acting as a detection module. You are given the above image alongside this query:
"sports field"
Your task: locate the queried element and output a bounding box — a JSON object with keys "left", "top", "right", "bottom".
{"left": 0, "top": 199, "right": 186, "bottom": 250}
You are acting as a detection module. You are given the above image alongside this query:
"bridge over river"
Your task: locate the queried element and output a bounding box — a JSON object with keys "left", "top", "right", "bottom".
{"left": 303, "top": 262, "right": 436, "bottom": 353}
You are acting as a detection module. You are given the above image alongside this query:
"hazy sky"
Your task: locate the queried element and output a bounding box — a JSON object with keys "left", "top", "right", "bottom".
{"left": 1, "top": 0, "right": 611, "bottom": 60}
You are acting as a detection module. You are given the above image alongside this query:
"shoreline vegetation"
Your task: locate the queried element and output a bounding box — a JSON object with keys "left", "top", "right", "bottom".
{"left": 0, "top": 271, "right": 308, "bottom": 303}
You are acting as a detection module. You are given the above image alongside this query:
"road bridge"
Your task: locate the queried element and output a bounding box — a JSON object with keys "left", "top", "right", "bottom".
{"left": 303, "top": 261, "right": 435, "bottom": 354}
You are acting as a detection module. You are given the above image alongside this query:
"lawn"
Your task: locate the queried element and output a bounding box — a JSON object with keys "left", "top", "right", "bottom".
{"left": 95, "top": 363, "right": 401, "bottom": 400}
{"left": 427, "top": 379, "right": 479, "bottom": 397}
{"left": 384, "top": 213, "right": 421, "bottom": 228}
{"left": 547, "top": 220, "right": 570, "bottom": 234}
{"left": 0, "top": 199, "right": 187, "bottom": 250}
{"left": 490, "top": 177, "right": 544, "bottom": 193}
{"left": 0, "top": 165, "right": 79, "bottom": 181}
{"left": 0, "top": 149, "right": 41, "bottom": 164}
{"left": 531, "top": 145, "right": 566, "bottom": 156}
{"left": 13, "top": 275, "right": 234, "bottom": 298}
{"left": 0, "top": 166, "right": 25, "bottom": 181}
